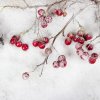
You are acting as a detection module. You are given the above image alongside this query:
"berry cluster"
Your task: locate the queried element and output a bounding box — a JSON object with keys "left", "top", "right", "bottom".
{"left": 53, "top": 55, "right": 67, "bottom": 68}
{"left": 32, "top": 37, "right": 49, "bottom": 49}
{"left": 10, "top": 35, "right": 29, "bottom": 51}
{"left": 38, "top": 9, "right": 52, "bottom": 28}
{"left": 65, "top": 29, "right": 99, "bottom": 64}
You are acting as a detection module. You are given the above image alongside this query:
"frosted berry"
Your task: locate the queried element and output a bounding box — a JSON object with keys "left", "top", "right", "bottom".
{"left": 41, "top": 21, "right": 48, "bottom": 28}
{"left": 86, "top": 44, "right": 93, "bottom": 51}
{"left": 58, "top": 55, "right": 66, "bottom": 61}
{"left": 53, "top": 61, "right": 59, "bottom": 68}
{"left": 43, "top": 37, "right": 49, "bottom": 43}
{"left": 45, "top": 48, "right": 52, "bottom": 55}
{"left": 38, "top": 9, "right": 45, "bottom": 16}
{"left": 22, "top": 72, "right": 29, "bottom": 80}
{"left": 77, "top": 37, "right": 85, "bottom": 44}
{"left": 45, "top": 15, "right": 52, "bottom": 23}
{"left": 59, "top": 60, "right": 67, "bottom": 68}
{"left": 75, "top": 43, "right": 83, "bottom": 50}
{"left": 22, "top": 44, "right": 29, "bottom": 51}
{"left": 65, "top": 37, "right": 72, "bottom": 45}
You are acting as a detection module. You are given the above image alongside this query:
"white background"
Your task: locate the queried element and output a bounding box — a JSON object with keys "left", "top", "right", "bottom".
{"left": 0, "top": 0, "right": 100, "bottom": 100}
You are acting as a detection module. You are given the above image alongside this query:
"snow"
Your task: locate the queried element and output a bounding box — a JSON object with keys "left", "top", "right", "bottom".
{"left": 0, "top": 0, "right": 100, "bottom": 100}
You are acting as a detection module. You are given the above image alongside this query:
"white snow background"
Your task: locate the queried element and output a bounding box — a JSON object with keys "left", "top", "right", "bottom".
{"left": 0, "top": 0, "right": 100, "bottom": 100}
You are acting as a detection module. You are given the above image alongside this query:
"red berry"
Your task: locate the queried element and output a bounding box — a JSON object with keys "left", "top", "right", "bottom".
{"left": 86, "top": 44, "right": 93, "bottom": 50}
{"left": 10, "top": 38, "right": 17, "bottom": 44}
{"left": 55, "top": 9, "right": 63, "bottom": 16}
{"left": 41, "top": 21, "right": 48, "bottom": 28}
{"left": 38, "top": 42, "right": 45, "bottom": 49}
{"left": 89, "top": 57, "right": 96, "bottom": 64}
{"left": 84, "top": 34, "right": 92, "bottom": 41}
{"left": 22, "top": 44, "right": 29, "bottom": 51}
{"left": 91, "top": 53, "right": 98, "bottom": 59}
{"left": 53, "top": 61, "right": 59, "bottom": 68}
{"left": 73, "top": 35, "right": 78, "bottom": 42}
{"left": 43, "top": 37, "right": 49, "bottom": 43}
{"left": 12, "top": 35, "right": 20, "bottom": 41}
{"left": 65, "top": 37, "right": 72, "bottom": 45}
{"left": 77, "top": 37, "right": 85, "bottom": 44}
{"left": 67, "top": 33, "right": 75, "bottom": 39}
{"left": 32, "top": 40, "right": 39, "bottom": 47}
{"left": 22, "top": 72, "right": 29, "bottom": 80}
{"left": 38, "top": 9, "right": 45, "bottom": 16}
{"left": 75, "top": 43, "right": 83, "bottom": 50}
{"left": 15, "top": 41, "right": 22, "bottom": 47}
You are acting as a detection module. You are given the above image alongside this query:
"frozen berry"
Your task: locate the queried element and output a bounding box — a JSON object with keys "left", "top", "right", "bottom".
{"left": 84, "top": 34, "right": 92, "bottom": 41}
{"left": 77, "top": 37, "right": 85, "bottom": 44}
{"left": 41, "top": 21, "right": 48, "bottom": 28}
{"left": 58, "top": 55, "right": 66, "bottom": 61}
{"left": 45, "top": 15, "right": 52, "bottom": 23}
{"left": 77, "top": 30, "right": 85, "bottom": 37}
{"left": 59, "top": 60, "right": 67, "bottom": 68}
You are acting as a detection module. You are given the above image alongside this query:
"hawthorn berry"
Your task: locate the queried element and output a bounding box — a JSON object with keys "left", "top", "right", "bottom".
{"left": 65, "top": 37, "right": 72, "bottom": 45}
{"left": 10, "top": 38, "right": 17, "bottom": 44}
{"left": 38, "top": 42, "right": 45, "bottom": 49}
{"left": 38, "top": 9, "right": 45, "bottom": 16}
{"left": 91, "top": 53, "right": 98, "bottom": 59}
{"left": 77, "top": 30, "right": 85, "bottom": 37}
{"left": 22, "top": 44, "right": 29, "bottom": 51}
{"left": 84, "top": 34, "right": 92, "bottom": 41}
{"left": 55, "top": 9, "right": 64, "bottom": 16}
{"left": 67, "top": 33, "right": 75, "bottom": 39}
{"left": 89, "top": 57, "right": 96, "bottom": 64}
{"left": 59, "top": 60, "right": 67, "bottom": 67}
{"left": 53, "top": 61, "right": 59, "bottom": 68}
{"left": 58, "top": 55, "right": 66, "bottom": 61}
{"left": 86, "top": 44, "right": 93, "bottom": 51}
{"left": 77, "top": 37, "right": 85, "bottom": 44}
{"left": 32, "top": 40, "right": 39, "bottom": 47}
{"left": 43, "top": 37, "right": 49, "bottom": 43}
{"left": 15, "top": 41, "right": 22, "bottom": 47}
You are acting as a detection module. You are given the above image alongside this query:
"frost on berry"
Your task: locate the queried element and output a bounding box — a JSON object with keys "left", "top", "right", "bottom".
{"left": 53, "top": 61, "right": 59, "bottom": 68}
{"left": 58, "top": 55, "right": 66, "bottom": 61}
{"left": 41, "top": 21, "right": 48, "bottom": 28}
{"left": 59, "top": 60, "right": 67, "bottom": 68}
{"left": 45, "top": 15, "right": 52, "bottom": 23}
{"left": 22, "top": 72, "right": 29, "bottom": 80}
{"left": 38, "top": 9, "right": 45, "bottom": 16}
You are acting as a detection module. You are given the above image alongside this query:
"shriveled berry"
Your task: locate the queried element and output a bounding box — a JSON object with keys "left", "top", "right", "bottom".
{"left": 86, "top": 44, "right": 93, "bottom": 51}
{"left": 75, "top": 43, "right": 83, "bottom": 50}
{"left": 59, "top": 60, "right": 67, "bottom": 68}
{"left": 22, "top": 44, "right": 29, "bottom": 51}
{"left": 45, "top": 15, "right": 52, "bottom": 23}
{"left": 41, "top": 21, "right": 48, "bottom": 28}
{"left": 65, "top": 37, "right": 72, "bottom": 45}
{"left": 22, "top": 72, "right": 29, "bottom": 80}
